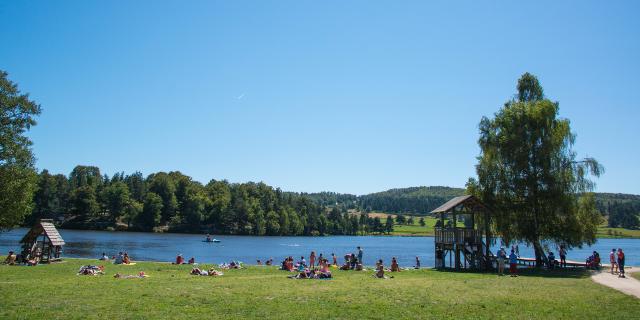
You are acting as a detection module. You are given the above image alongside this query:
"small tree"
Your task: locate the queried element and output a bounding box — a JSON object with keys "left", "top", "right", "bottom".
{"left": 384, "top": 217, "right": 394, "bottom": 234}
{"left": 395, "top": 214, "right": 406, "bottom": 224}
{"left": 419, "top": 217, "right": 426, "bottom": 227}
{"left": 407, "top": 216, "right": 415, "bottom": 225}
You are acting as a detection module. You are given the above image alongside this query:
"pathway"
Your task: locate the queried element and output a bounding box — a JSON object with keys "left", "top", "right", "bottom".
{"left": 591, "top": 267, "right": 640, "bottom": 299}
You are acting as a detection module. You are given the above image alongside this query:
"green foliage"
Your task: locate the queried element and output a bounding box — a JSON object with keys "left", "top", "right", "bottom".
{"left": 0, "top": 70, "right": 41, "bottom": 230}
{"left": 101, "top": 181, "right": 131, "bottom": 222}
{"left": 137, "top": 192, "right": 163, "bottom": 231}
{"left": 468, "top": 73, "right": 603, "bottom": 264}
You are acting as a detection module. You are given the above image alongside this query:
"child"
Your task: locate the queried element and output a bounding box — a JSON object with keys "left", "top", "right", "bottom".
{"left": 509, "top": 250, "right": 518, "bottom": 277}
{"left": 609, "top": 248, "right": 617, "bottom": 275}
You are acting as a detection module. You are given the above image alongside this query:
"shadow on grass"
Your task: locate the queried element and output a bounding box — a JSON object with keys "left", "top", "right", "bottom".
{"left": 433, "top": 267, "right": 592, "bottom": 279}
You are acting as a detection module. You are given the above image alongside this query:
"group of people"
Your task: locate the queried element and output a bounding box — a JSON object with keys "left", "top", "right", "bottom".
{"left": 496, "top": 247, "right": 520, "bottom": 277}
{"left": 113, "top": 252, "right": 133, "bottom": 264}
{"left": 190, "top": 266, "right": 224, "bottom": 276}
{"left": 609, "top": 248, "right": 626, "bottom": 278}
{"left": 3, "top": 250, "right": 41, "bottom": 266}
{"left": 77, "top": 265, "right": 105, "bottom": 276}
{"left": 174, "top": 254, "right": 196, "bottom": 265}
{"left": 256, "top": 258, "right": 273, "bottom": 266}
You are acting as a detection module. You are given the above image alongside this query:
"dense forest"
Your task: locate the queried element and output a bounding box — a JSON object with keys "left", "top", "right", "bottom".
{"left": 307, "top": 188, "right": 640, "bottom": 230}
{"left": 26, "top": 166, "right": 394, "bottom": 236}
{"left": 25, "top": 166, "right": 640, "bottom": 234}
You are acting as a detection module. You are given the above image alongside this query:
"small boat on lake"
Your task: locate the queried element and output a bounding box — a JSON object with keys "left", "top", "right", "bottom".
{"left": 203, "top": 234, "right": 221, "bottom": 243}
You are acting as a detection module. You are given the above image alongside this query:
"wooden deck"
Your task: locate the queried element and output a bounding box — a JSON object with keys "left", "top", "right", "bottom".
{"left": 510, "top": 257, "right": 588, "bottom": 268}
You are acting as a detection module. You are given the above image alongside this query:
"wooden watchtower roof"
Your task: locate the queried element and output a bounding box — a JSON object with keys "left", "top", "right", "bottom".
{"left": 431, "top": 195, "right": 488, "bottom": 215}
{"left": 20, "top": 219, "right": 65, "bottom": 246}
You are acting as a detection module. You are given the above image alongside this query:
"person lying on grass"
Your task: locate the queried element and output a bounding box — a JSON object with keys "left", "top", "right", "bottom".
{"left": 77, "top": 265, "right": 105, "bottom": 276}
{"left": 114, "top": 271, "right": 147, "bottom": 279}
{"left": 219, "top": 261, "right": 242, "bottom": 269}
{"left": 190, "top": 266, "right": 223, "bottom": 276}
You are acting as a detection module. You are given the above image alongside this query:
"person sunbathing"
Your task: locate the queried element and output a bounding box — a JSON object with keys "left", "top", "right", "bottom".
{"left": 208, "top": 268, "right": 223, "bottom": 276}
{"left": 188, "top": 257, "right": 195, "bottom": 264}
{"left": 123, "top": 253, "right": 131, "bottom": 264}
{"left": 391, "top": 257, "right": 400, "bottom": 272}
{"left": 114, "top": 252, "right": 124, "bottom": 264}
{"left": 3, "top": 251, "right": 16, "bottom": 265}
{"left": 265, "top": 258, "right": 273, "bottom": 266}
{"left": 374, "top": 263, "right": 386, "bottom": 278}
{"left": 99, "top": 252, "right": 109, "bottom": 261}
{"left": 175, "top": 254, "right": 185, "bottom": 265}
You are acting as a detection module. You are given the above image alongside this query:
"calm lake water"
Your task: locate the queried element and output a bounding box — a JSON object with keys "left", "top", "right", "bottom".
{"left": 1, "top": 228, "right": 638, "bottom": 267}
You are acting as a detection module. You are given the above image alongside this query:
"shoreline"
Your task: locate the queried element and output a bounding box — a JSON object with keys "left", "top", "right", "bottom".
{"left": 7, "top": 226, "right": 640, "bottom": 239}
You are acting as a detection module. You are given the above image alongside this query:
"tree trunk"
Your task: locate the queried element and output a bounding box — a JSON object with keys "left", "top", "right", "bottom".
{"left": 532, "top": 239, "right": 547, "bottom": 268}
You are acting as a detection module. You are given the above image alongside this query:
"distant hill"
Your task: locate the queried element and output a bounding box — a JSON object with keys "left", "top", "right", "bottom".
{"left": 305, "top": 187, "right": 640, "bottom": 223}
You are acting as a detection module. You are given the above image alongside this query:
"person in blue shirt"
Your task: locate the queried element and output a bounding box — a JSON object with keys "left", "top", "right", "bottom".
{"left": 509, "top": 250, "right": 518, "bottom": 277}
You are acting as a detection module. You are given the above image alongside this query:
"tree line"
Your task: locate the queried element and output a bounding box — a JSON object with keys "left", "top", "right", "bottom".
{"left": 27, "top": 166, "right": 394, "bottom": 236}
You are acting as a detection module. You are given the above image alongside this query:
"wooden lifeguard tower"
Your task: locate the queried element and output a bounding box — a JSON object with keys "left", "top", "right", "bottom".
{"left": 431, "top": 195, "right": 492, "bottom": 271}
{"left": 20, "top": 219, "right": 65, "bottom": 263}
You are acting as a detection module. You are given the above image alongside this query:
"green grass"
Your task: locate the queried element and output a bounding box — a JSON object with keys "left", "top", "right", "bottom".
{"left": 1, "top": 258, "right": 639, "bottom": 319}
{"left": 596, "top": 225, "right": 640, "bottom": 238}
{"left": 377, "top": 215, "right": 640, "bottom": 239}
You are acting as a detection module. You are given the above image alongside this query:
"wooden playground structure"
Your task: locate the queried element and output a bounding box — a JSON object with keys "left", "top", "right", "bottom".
{"left": 20, "top": 219, "right": 65, "bottom": 264}
{"left": 431, "top": 195, "right": 493, "bottom": 271}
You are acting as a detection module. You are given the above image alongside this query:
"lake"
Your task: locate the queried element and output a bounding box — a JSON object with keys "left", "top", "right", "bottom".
{"left": 1, "top": 228, "right": 638, "bottom": 267}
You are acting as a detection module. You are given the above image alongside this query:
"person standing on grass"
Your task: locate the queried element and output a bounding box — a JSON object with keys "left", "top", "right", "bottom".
{"left": 332, "top": 253, "right": 337, "bottom": 266}
{"left": 559, "top": 245, "right": 567, "bottom": 268}
{"left": 497, "top": 247, "right": 506, "bottom": 275}
{"left": 357, "top": 246, "right": 363, "bottom": 265}
{"left": 617, "top": 248, "right": 625, "bottom": 278}
{"left": 509, "top": 249, "right": 518, "bottom": 277}
{"left": 309, "top": 251, "right": 316, "bottom": 269}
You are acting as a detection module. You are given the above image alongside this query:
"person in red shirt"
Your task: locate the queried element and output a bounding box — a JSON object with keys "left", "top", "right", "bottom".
{"left": 617, "top": 248, "right": 625, "bottom": 278}
{"left": 175, "top": 254, "right": 184, "bottom": 265}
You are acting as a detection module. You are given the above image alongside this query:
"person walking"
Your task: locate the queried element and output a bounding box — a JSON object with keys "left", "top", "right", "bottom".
{"left": 617, "top": 248, "right": 625, "bottom": 278}
{"left": 497, "top": 247, "right": 506, "bottom": 275}
{"left": 559, "top": 245, "right": 567, "bottom": 268}
{"left": 357, "top": 246, "right": 363, "bottom": 265}
{"left": 609, "top": 248, "right": 618, "bottom": 275}
{"left": 509, "top": 249, "right": 518, "bottom": 277}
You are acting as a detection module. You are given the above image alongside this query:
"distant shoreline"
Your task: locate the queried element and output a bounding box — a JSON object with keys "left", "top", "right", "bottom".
{"left": 7, "top": 227, "right": 640, "bottom": 239}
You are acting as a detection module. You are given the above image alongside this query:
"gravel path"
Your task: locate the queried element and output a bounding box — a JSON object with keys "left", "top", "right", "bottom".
{"left": 592, "top": 267, "right": 640, "bottom": 299}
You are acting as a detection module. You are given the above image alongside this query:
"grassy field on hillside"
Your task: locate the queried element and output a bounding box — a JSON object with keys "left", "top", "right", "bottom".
{"left": 1, "top": 258, "right": 638, "bottom": 319}
{"left": 368, "top": 213, "right": 640, "bottom": 238}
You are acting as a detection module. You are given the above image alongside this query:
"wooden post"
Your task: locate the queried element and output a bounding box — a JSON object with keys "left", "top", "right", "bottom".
{"left": 453, "top": 208, "right": 460, "bottom": 270}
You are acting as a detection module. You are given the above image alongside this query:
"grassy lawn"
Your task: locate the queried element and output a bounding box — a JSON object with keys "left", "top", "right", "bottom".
{"left": 373, "top": 213, "right": 640, "bottom": 239}
{"left": 1, "top": 258, "right": 639, "bottom": 319}
{"left": 596, "top": 225, "right": 640, "bottom": 238}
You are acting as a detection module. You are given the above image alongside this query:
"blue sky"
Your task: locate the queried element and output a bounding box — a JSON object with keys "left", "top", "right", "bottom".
{"left": 1, "top": 1, "right": 638, "bottom": 195}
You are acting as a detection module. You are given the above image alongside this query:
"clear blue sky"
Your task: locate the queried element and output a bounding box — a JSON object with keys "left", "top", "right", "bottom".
{"left": 1, "top": 1, "right": 638, "bottom": 195}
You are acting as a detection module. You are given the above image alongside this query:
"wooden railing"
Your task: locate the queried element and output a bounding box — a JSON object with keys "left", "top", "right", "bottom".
{"left": 435, "top": 228, "right": 482, "bottom": 245}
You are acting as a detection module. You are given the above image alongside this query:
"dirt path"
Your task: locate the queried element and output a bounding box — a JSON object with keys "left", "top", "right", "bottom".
{"left": 591, "top": 267, "right": 640, "bottom": 299}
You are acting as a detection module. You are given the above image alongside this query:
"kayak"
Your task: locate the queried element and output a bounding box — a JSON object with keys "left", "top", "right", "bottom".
{"left": 203, "top": 239, "right": 221, "bottom": 243}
